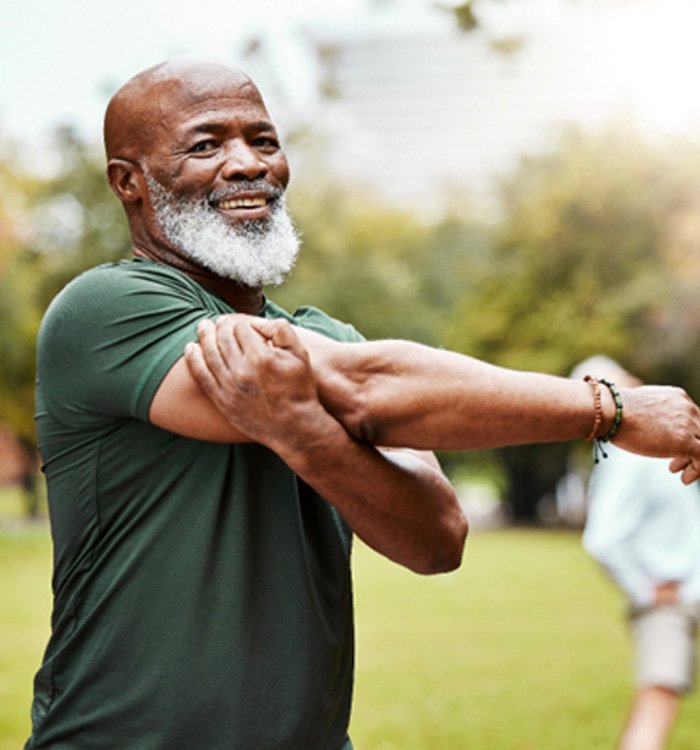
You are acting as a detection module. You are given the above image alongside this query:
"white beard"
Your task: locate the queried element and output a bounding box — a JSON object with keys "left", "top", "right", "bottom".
{"left": 144, "top": 174, "right": 300, "bottom": 287}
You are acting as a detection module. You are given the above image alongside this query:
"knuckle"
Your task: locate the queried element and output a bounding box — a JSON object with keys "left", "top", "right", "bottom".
{"left": 236, "top": 373, "right": 257, "bottom": 393}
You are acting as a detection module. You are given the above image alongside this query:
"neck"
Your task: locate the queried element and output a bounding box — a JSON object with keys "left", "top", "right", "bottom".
{"left": 133, "top": 245, "right": 265, "bottom": 315}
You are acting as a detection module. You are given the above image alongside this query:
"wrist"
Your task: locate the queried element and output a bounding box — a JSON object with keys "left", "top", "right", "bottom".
{"left": 598, "top": 382, "right": 617, "bottom": 438}
{"left": 582, "top": 375, "right": 624, "bottom": 461}
{"left": 598, "top": 378, "right": 623, "bottom": 442}
{"left": 270, "top": 406, "right": 352, "bottom": 473}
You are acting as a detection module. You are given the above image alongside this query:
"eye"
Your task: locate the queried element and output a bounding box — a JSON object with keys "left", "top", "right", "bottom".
{"left": 252, "top": 136, "right": 280, "bottom": 152}
{"left": 190, "top": 139, "right": 219, "bottom": 154}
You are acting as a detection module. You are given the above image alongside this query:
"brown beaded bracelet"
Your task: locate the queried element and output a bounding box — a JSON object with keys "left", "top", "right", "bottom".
{"left": 583, "top": 375, "right": 624, "bottom": 463}
{"left": 583, "top": 375, "right": 603, "bottom": 442}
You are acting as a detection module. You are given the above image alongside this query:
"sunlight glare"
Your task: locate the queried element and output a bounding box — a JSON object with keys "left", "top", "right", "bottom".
{"left": 588, "top": 0, "right": 700, "bottom": 134}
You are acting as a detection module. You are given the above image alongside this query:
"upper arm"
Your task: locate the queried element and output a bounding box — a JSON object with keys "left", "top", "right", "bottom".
{"left": 149, "top": 355, "right": 250, "bottom": 443}
{"left": 39, "top": 264, "right": 252, "bottom": 443}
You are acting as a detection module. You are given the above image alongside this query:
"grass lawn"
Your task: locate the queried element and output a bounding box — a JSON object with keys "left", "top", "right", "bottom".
{"left": 350, "top": 527, "right": 700, "bottom": 749}
{"left": 2, "top": 522, "right": 699, "bottom": 749}
{"left": 0, "top": 526, "right": 52, "bottom": 750}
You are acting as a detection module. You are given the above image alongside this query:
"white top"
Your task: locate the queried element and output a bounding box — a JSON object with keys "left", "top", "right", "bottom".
{"left": 583, "top": 444, "right": 700, "bottom": 607}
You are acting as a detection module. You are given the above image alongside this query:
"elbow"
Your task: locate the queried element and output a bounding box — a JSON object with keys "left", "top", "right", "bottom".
{"left": 344, "top": 392, "right": 382, "bottom": 445}
{"left": 413, "top": 507, "right": 469, "bottom": 576}
{"left": 317, "top": 372, "right": 382, "bottom": 444}
{"left": 582, "top": 535, "right": 610, "bottom": 561}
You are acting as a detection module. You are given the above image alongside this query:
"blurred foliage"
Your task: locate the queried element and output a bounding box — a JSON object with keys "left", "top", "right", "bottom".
{"left": 0, "top": 144, "right": 43, "bottom": 444}
{"left": 443, "top": 123, "right": 700, "bottom": 519}
{"left": 29, "top": 127, "right": 132, "bottom": 305}
{"left": 280, "top": 179, "right": 492, "bottom": 347}
{"left": 444, "top": 124, "right": 700, "bottom": 384}
{"left": 5, "top": 121, "right": 700, "bottom": 520}
{"left": 0, "top": 128, "right": 130, "bottom": 446}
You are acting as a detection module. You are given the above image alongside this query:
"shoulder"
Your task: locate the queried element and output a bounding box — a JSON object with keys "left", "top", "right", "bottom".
{"left": 265, "top": 301, "right": 364, "bottom": 344}
{"left": 36, "top": 260, "right": 213, "bottom": 425}
{"left": 40, "top": 260, "right": 203, "bottom": 335}
{"left": 48, "top": 259, "right": 195, "bottom": 305}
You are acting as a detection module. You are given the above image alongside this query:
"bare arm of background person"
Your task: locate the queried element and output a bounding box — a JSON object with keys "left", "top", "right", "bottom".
{"left": 184, "top": 315, "right": 700, "bottom": 485}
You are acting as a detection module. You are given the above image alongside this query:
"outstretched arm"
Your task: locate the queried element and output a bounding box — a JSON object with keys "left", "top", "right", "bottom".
{"left": 238, "top": 317, "right": 700, "bottom": 484}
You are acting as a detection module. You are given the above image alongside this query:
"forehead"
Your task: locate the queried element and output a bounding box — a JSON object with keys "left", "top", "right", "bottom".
{"left": 156, "top": 73, "right": 273, "bottom": 131}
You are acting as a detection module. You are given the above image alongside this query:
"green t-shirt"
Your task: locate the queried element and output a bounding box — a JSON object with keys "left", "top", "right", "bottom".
{"left": 27, "top": 259, "right": 361, "bottom": 750}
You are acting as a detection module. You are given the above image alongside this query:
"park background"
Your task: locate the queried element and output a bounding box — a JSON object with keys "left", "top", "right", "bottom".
{"left": 2, "top": 0, "right": 700, "bottom": 746}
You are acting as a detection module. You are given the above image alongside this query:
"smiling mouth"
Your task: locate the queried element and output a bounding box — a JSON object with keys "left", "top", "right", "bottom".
{"left": 216, "top": 196, "right": 269, "bottom": 210}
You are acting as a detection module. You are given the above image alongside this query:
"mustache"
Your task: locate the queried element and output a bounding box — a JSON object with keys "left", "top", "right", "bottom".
{"left": 208, "top": 181, "right": 284, "bottom": 204}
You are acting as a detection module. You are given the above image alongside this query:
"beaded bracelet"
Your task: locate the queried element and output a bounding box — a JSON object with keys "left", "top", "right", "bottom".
{"left": 583, "top": 375, "right": 624, "bottom": 463}
{"left": 583, "top": 375, "right": 603, "bottom": 442}
{"left": 598, "top": 377, "right": 624, "bottom": 442}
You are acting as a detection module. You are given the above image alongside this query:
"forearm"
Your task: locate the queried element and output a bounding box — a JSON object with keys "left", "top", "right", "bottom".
{"left": 270, "top": 412, "right": 467, "bottom": 574}
{"left": 304, "top": 333, "right": 700, "bottom": 474}
{"left": 307, "top": 336, "right": 601, "bottom": 450}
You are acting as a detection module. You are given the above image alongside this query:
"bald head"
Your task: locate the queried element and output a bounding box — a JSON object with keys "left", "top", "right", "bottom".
{"left": 102, "top": 57, "right": 293, "bottom": 283}
{"left": 103, "top": 58, "right": 261, "bottom": 162}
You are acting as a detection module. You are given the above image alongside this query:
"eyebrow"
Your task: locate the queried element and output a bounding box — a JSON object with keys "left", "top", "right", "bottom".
{"left": 186, "top": 119, "right": 277, "bottom": 136}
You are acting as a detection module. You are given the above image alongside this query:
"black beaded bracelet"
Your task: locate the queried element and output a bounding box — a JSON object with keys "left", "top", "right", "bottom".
{"left": 589, "top": 377, "right": 623, "bottom": 463}
{"left": 598, "top": 377, "right": 623, "bottom": 442}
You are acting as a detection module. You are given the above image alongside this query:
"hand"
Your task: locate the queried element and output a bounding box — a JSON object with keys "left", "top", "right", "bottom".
{"left": 185, "top": 315, "right": 328, "bottom": 453}
{"left": 654, "top": 581, "right": 680, "bottom": 606}
{"left": 614, "top": 385, "right": 700, "bottom": 484}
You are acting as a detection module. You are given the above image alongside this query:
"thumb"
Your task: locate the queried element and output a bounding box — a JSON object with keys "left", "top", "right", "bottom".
{"left": 249, "top": 318, "right": 309, "bottom": 361}
{"left": 271, "top": 320, "right": 302, "bottom": 351}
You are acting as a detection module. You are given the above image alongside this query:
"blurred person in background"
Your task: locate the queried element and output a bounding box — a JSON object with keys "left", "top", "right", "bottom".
{"left": 576, "top": 356, "right": 700, "bottom": 750}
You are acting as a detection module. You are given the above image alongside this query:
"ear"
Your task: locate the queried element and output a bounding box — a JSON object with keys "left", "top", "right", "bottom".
{"left": 107, "top": 159, "right": 144, "bottom": 203}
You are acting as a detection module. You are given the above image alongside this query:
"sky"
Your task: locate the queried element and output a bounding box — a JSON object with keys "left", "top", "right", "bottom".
{"left": 0, "top": 0, "right": 372, "bottom": 149}
{"left": 5, "top": 0, "right": 700, "bottom": 168}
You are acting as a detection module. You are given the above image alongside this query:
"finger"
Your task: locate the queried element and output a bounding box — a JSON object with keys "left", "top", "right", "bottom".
{"left": 215, "top": 318, "right": 269, "bottom": 393}
{"left": 227, "top": 318, "right": 274, "bottom": 360}
{"left": 669, "top": 456, "right": 691, "bottom": 474}
{"left": 248, "top": 317, "right": 280, "bottom": 342}
{"left": 269, "top": 321, "right": 311, "bottom": 365}
{"left": 197, "top": 318, "right": 233, "bottom": 377}
{"left": 681, "top": 463, "right": 700, "bottom": 484}
{"left": 270, "top": 320, "right": 298, "bottom": 349}
{"left": 214, "top": 316, "right": 245, "bottom": 367}
{"left": 184, "top": 342, "right": 221, "bottom": 396}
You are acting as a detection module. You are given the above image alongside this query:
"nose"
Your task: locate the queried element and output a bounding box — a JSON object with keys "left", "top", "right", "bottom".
{"left": 220, "top": 140, "right": 268, "bottom": 181}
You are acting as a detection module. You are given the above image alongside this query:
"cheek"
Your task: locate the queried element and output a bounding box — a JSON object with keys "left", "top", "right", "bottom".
{"left": 272, "top": 155, "right": 291, "bottom": 189}
{"left": 166, "top": 164, "right": 217, "bottom": 200}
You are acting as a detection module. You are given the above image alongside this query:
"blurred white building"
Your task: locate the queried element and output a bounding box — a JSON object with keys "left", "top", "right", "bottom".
{"left": 237, "top": 0, "right": 700, "bottom": 217}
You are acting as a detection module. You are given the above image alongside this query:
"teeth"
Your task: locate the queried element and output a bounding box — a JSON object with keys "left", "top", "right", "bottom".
{"left": 218, "top": 197, "right": 267, "bottom": 209}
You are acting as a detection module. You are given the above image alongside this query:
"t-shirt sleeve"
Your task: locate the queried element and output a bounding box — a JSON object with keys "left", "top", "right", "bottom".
{"left": 291, "top": 305, "right": 365, "bottom": 344}
{"left": 37, "top": 264, "right": 210, "bottom": 427}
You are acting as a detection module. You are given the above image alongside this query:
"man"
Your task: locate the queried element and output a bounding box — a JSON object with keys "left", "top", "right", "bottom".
{"left": 27, "top": 57, "right": 467, "bottom": 750}
{"left": 579, "top": 357, "right": 700, "bottom": 750}
{"left": 27, "top": 57, "right": 700, "bottom": 749}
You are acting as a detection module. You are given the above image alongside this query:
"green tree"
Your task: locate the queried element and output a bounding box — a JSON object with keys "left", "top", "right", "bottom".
{"left": 0, "top": 131, "right": 130, "bottom": 515}
{"left": 29, "top": 127, "right": 131, "bottom": 311}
